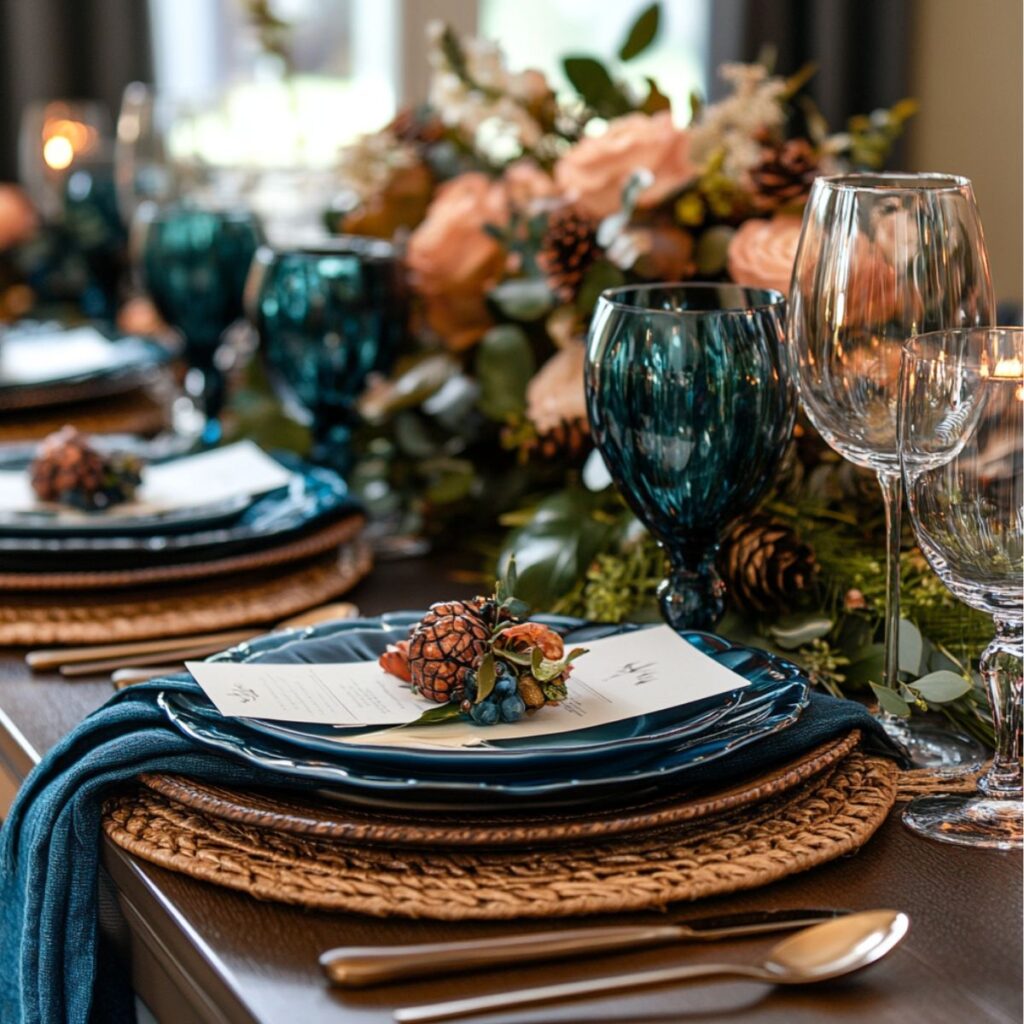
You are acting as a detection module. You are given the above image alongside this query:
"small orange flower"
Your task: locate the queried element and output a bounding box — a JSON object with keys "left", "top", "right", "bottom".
{"left": 499, "top": 623, "right": 564, "bottom": 660}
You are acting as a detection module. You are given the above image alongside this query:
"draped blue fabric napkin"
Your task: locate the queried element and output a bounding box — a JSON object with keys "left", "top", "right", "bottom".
{"left": 0, "top": 668, "right": 905, "bottom": 1024}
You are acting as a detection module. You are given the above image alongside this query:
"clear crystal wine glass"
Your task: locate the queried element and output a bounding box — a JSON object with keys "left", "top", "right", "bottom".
{"left": 787, "top": 173, "right": 995, "bottom": 768}
{"left": 899, "top": 327, "right": 1022, "bottom": 848}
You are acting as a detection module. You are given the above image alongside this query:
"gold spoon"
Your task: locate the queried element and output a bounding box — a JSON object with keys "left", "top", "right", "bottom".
{"left": 394, "top": 909, "right": 910, "bottom": 1024}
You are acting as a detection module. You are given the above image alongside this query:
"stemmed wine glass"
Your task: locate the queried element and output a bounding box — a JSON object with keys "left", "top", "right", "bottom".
{"left": 787, "top": 173, "right": 995, "bottom": 767}
{"left": 899, "top": 327, "right": 1022, "bottom": 849}
{"left": 586, "top": 284, "right": 796, "bottom": 630}
{"left": 244, "top": 236, "right": 406, "bottom": 475}
{"left": 133, "top": 201, "right": 263, "bottom": 444}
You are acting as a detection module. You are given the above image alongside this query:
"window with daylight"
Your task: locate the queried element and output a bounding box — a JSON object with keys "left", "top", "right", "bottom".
{"left": 480, "top": 0, "right": 711, "bottom": 110}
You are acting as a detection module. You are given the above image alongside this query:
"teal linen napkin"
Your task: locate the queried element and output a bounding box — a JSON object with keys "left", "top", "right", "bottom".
{"left": 0, "top": 668, "right": 905, "bottom": 1024}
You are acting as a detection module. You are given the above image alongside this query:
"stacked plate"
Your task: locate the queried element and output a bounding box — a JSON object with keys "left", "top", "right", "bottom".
{"left": 0, "top": 323, "right": 174, "bottom": 442}
{"left": 0, "top": 440, "right": 369, "bottom": 645}
{"left": 160, "top": 614, "right": 811, "bottom": 813}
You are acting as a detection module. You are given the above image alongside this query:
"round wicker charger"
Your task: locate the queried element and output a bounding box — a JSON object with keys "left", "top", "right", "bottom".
{"left": 0, "top": 381, "right": 172, "bottom": 442}
{"left": 0, "top": 513, "right": 365, "bottom": 591}
{"left": 102, "top": 750, "right": 897, "bottom": 919}
{"left": 0, "top": 540, "right": 372, "bottom": 645}
{"left": 138, "top": 731, "right": 861, "bottom": 848}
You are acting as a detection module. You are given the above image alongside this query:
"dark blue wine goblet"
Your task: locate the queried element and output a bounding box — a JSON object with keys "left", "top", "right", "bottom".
{"left": 134, "top": 201, "right": 264, "bottom": 443}
{"left": 585, "top": 284, "right": 796, "bottom": 630}
{"left": 244, "top": 236, "right": 406, "bottom": 475}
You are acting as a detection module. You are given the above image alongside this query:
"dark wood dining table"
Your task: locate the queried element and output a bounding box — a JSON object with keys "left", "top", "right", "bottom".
{"left": 0, "top": 553, "right": 1020, "bottom": 1024}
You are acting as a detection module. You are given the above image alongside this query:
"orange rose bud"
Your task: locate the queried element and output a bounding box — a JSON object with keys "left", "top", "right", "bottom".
{"left": 499, "top": 623, "right": 564, "bottom": 660}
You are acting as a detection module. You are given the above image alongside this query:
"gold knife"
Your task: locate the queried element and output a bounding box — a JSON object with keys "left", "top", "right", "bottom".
{"left": 319, "top": 909, "right": 847, "bottom": 987}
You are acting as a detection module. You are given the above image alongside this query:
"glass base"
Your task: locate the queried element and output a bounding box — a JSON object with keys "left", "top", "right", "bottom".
{"left": 877, "top": 714, "right": 986, "bottom": 771}
{"left": 903, "top": 795, "right": 1023, "bottom": 850}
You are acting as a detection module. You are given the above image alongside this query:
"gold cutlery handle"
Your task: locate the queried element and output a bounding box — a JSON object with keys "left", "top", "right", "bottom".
{"left": 394, "top": 961, "right": 763, "bottom": 1023}
{"left": 320, "top": 925, "right": 683, "bottom": 987}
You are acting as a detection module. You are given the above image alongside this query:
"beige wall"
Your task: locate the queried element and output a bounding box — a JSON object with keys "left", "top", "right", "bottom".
{"left": 908, "top": 0, "right": 1023, "bottom": 303}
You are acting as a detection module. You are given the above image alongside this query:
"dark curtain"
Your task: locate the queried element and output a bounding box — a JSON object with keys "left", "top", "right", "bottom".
{"left": 0, "top": 0, "right": 153, "bottom": 181}
{"left": 710, "top": 0, "right": 912, "bottom": 165}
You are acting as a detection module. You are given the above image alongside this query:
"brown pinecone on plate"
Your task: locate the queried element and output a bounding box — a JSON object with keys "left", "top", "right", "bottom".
{"left": 749, "top": 138, "right": 819, "bottom": 214}
{"left": 29, "top": 426, "right": 143, "bottom": 511}
{"left": 719, "top": 515, "right": 818, "bottom": 615}
{"left": 406, "top": 599, "right": 491, "bottom": 703}
{"left": 536, "top": 205, "right": 598, "bottom": 302}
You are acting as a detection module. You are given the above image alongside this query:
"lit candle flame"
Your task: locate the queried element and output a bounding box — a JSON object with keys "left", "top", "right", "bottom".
{"left": 42, "top": 135, "right": 74, "bottom": 170}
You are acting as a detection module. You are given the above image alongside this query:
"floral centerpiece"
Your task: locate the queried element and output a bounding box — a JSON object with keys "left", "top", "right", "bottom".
{"left": 327, "top": 6, "right": 990, "bottom": 742}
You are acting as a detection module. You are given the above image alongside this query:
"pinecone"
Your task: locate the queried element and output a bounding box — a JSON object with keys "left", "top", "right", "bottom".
{"left": 749, "top": 139, "right": 820, "bottom": 214}
{"left": 407, "top": 599, "right": 491, "bottom": 703}
{"left": 29, "top": 427, "right": 144, "bottom": 511}
{"left": 536, "top": 206, "right": 598, "bottom": 302}
{"left": 520, "top": 417, "right": 591, "bottom": 463}
{"left": 718, "top": 515, "right": 817, "bottom": 615}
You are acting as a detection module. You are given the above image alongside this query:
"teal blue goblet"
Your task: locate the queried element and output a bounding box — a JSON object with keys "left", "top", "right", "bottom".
{"left": 586, "top": 284, "right": 796, "bottom": 630}
{"left": 245, "top": 236, "right": 405, "bottom": 474}
{"left": 134, "top": 202, "right": 263, "bottom": 442}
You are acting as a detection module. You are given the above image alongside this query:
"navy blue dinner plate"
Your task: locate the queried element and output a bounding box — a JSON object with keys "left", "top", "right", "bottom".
{"left": 159, "top": 614, "right": 809, "bottom": 804}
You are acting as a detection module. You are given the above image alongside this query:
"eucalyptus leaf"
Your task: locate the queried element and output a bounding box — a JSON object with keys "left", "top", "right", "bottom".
{"left": 898, "top": 619, "right": 924, "bottom": 676}
{"left": 618, "top": 3, "right": 660, "bottom": 61}
{"left": 911, "top": 671, "right": 973, "bottom": 704}
{"left": 530, "top": 647, "right": 544, "bottom": 677}
{"left": 498, "top": 489, "right": 619, "bottom": 609}
{"left": 576, "top": 260, "right": 626, "bottom": 314}
{"left": 870, "top": 682, "right": 911, "bottom": 718}
{"left": 842, "top": 645, "right": 885, "bottom": 688}
{"left": 405, "top": 704, "right": 464, "bottom": 727}
{"left": 501, "top": 597, "right": 531, "bottom": 620}
{"left": 563, "top": 56, "right": 631, "bottom": 116}
{"left": 474, "top": 325, "right": 535, "bottom": 420}
{"left": 488, "top": 278, "right": 555, "bottom": 322}
{"left": 475, "top": 653, "right": 496, "bottom": 704}
{"left": 769, "top": 615, "right": 833, "bottom": 650}
{"left": 504, "top": 554, "right": 519, "bottom": 596}
{"left": 496, "top": 648, "right": 534, "bottom": 667}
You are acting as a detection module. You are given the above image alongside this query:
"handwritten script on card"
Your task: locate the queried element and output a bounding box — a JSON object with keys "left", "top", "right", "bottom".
{"left": 186, "top": 626, "right": 750, "bottom": 749}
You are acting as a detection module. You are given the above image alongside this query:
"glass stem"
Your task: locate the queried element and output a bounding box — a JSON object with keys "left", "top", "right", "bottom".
{"left": 877, "top": 469, "right": 904, "bottom": 694}
{"left": 978, "top": 619, "right": 1023, "bottom": 800}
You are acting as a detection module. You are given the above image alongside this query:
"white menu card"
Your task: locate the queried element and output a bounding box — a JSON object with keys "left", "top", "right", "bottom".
{"left": 0, "top": 440, "right": 293, "bottom": 516}
{"left": 186, "top": 626, "right": 750, "bottom": 749}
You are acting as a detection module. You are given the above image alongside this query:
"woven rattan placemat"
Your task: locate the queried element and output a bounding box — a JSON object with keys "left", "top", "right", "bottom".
{"left": 0, "top": 540, "right": 372, "bottom": 644}
{"left": 0, "top": 513, "right": 365, "bottom": 591}
{"left": 138, "top": 731, "right": 862, "bottom": 848}
{"left": 0, "top": 382, "right": 171, "bottom": 441}
{"left": 103, "top": 750, "right": 897, "bottom": 919}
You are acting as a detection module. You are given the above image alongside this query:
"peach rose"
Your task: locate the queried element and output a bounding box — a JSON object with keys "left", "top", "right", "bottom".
{"left": 526, "top": 341, "right": 587, "bottom": 435}
{"left": 554, "top": 112, "right": 695, "bottom": 220}
{"left": 727, "top": 214, "right": 802, "bottom": 296}
{"left": 0, "top": 184, "right": 37, "bottom": 250}
{"left": 502, "top": 160, "right": 557, "bottom": 210}
{"left": 406, "top": 172, "right": 510, "bottom": 350}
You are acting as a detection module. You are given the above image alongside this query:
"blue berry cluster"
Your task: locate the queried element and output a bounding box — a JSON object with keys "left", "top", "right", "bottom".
{"left": 461, "top": 660, "right": 526, "bottom": 725}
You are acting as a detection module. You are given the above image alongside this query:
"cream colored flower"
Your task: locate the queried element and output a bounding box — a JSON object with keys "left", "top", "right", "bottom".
{"left": 727, "top": 214, "right": 803, "bottom": 295}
